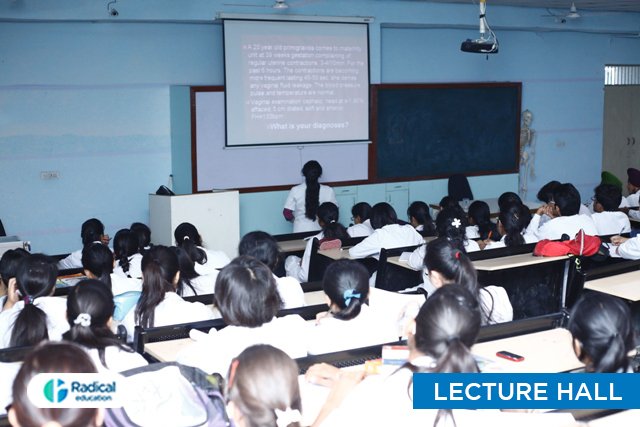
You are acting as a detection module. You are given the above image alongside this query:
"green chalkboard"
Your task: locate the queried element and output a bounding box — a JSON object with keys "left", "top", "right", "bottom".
{"left": 371, "top": 83, "right": 521, "bottom": 181}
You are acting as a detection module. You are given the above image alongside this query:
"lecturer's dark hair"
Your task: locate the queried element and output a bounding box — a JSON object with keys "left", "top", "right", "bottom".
{"left": 80, "top": 218, "right": 105, "bottom": 246}
{"left": 113, "top": 228, "right": 137, "bottom": 277}
{"left": 10, "top": 254, "right": 58, "bottom": 347}
{"left": 370, "top": 202, "right": 398, "bottom": 230}
{"left": 238, "top": 231, "right": 279, "bottom": 271}
{"left": 136, "top": 246, "right": 179, "bottom": 328}
{"left": 322, "top": 259, "right": 369, "bottom": 321}
{"left": 11, "top": 342, "right": 99, "bottom": 427}
{"left": 317, "top": 202, "right": 349, "bottom": 241}
{"left": 174, "top": 222, "right": 208, "bottom": 266}
{"left": 302, "top": 160, "right": 323, "bottom": 221}
{"left": 63, "top": 279, "right": 133, "bottom": 368}
{"left": 568, "top": 293, "right": 635, "bottom": 373}
{"left": 81, "top": 242, "right": 114, "bottom": 291}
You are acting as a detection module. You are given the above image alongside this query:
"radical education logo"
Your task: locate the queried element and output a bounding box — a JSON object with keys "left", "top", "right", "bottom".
{"left": 28, "top": 373, "right": 123, "bottom": 408}
{"left": 43, "top": 379, "right": 68, "bottom": 403}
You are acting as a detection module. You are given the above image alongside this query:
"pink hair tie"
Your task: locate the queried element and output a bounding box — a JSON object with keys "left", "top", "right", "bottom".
{"left": 23, "top": 295, "right": 32, "bottom": 305}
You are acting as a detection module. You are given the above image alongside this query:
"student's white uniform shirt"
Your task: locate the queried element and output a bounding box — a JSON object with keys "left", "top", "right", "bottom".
{"left": 480, "top": 286, "right": 513, "bottom": 324}
{"left": 625, "top": 189, "right": 640, "bottom": 207}
{"left": 346, "top": 219, "right": 374, "bottom": 238}
{"left": 114, "top": 253, "right": 143, "bottom": 280}
{"left": 612, "top": 236, "right": 640, "bottom": 259}
{"left": 85, "top": 345, "right": 148, "bottom": 373}
{"left": 465, "top": 225, "right": 480, "bottom": 239}
{"left": 111, "top": 273, "right": 142, "bottom": 296}
{"left": 284, "top": 183, "right": 338, "bottom": 233}
{"left": 121, "top": 292, "right": 214, "bottom": 342}
{"left": 0, "top": 296, "right": 6, "bottom": 313}
{"left": 177, "top": 315, "right": 308, "bottom": 375}
{"left": 193, "top": 247, "right": 231, "bottom": 277}
{"left": 0, "top": 296, "right": 69, "bottom": 349}
{"left": 274, "top": 274, "right": 306, "bottom": 308}
{"left": 407, "top": 239, "right": 480, "bottom": 272}
{"left": 578, "top": 204, "right": 592, "bottom": 216}
{"left": 526, "top": 213, "right": 597, "bottom": 241}
{"left": 57, "top": 240, "right": 108, "bottom": 270}
{"left": 483, "top": 233, "right": 538, "bottom": 250}
{"left": 307, "top": 304, "right": 399, "bottom": 355}
{"left": 590, "top": 211, "right": 631, "bottom": 235}
{"left": 349, "top": 224, "right": 424, "bottom": 259}
{"left": 178, "top": 274, "right": 216, "bottom": 297}
{"left": 285, "top": 231, "right": 323, "bottom": 282}
{"left": 0, "top": 361, "right": 21, "bottom": 416}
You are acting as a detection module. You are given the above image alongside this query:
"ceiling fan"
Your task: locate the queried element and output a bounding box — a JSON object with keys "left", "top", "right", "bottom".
{"left": 222, "top": 0, "right": 317, "bottom": 9}
{"left": 541, "top": 2, "right": 581, "bottom": 23}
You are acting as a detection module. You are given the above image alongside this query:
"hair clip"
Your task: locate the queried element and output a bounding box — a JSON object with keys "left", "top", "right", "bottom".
{"left": 343, "top": 289, "right": 361, "bottom": 306}
{"left": 330, "top": 219, "right": 336, "bottom": 224}
{"left": 23, "top": 295, "right": 32, "bottom": 305}
{"left": 451, "top": 218, "right": 462, "bottom": 228}
{"left": 74, "top": 313, "right": 92, "bottom": 327}
{"left": 183, "top": 236, "right": 190, "bottom": 241}
{"left": 445, "top": 335, "right": 460, "bottom": 345}
{"left": 454, "top": 251, "right": 461, "bottom": 260}
{"left": 275, "top": 408, "right": 302, "bottom": 427}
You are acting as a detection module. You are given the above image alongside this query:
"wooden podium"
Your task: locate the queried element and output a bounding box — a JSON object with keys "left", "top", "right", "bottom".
{"left": 149, "top": 191, "right": 240, "bottom": 259}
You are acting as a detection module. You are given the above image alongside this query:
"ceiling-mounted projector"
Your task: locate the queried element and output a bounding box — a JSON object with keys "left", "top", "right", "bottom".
{"left": 461, "top": 39, "right": 498, "bottom": 54}
{"left": 461, "top": 0, "right": 499, "bottom": 54}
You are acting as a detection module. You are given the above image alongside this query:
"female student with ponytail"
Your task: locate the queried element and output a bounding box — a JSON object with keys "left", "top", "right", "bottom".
{"left": 568, "top": 292, "right": 635, "bottom": 373}
{"left": 113, "top": 228, "right": 143, "bottom": 280}
{"left": 285, "top": 202, "right": 349, "bottom": 283}
{"left": 174, "top": 222, "right": 230, "bottom": 279}
{"left": 424, "top": 238, "right": 512, "bottom": 325}
{"left": 121, "top": 245, "right": 214, "bottom": 341}
{"left": 82, "top": 242, "right": 141, "bottom": 296}
{"left": 63, "top": 279, "right": 147, "bottom": 372}
{"left": 483, "top": 203, "right": 536, "bottom": 250}
{"left": 283, "top": 160, "right": 338, "bottom": 233}
{"left": 306, "top": 285, "right": 482, "bottom": 426}
{"left": 307, "top": 259, "right": 397, "bottom": 355}
{"left": 0, "top": 254, "right": 67, "bottom": 348}
{"left": 0, "top": 248, "right": 29, "bottom": 312}
{"left": 170, "top": 246, "right": 214, "bottom": 296}
{"left": 58, "top": 217, "right": 110, "bottom": 270}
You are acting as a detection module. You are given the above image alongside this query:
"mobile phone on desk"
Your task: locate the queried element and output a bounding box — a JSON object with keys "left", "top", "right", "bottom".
{"left": 496, "top": 350, "right": 524, "bottom": 362}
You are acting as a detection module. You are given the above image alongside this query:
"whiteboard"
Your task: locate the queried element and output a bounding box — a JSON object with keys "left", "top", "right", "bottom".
{"left": 194, "top": 89, "right": 369, "bottom": 191}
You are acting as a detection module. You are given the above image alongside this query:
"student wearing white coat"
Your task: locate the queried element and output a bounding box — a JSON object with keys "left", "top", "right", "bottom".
{"left": 307, "top": 260, "right": 398, "bottom": 355}
{"left": 0, "top": 254, "right": 68, "bottom": 349}
{"left": 623, "top": 167, "right": 640, "bottom": 207}
{"left": 177, "top": 256, "right": 307, "bottom": 375}
{"left": 590, "top": 183, "right": 631, "bottom": 235}
{"left": 483, "top": 203, "right": 538, "bottom": 250}
{"left": 81, "top": 243, "right": 141, "bottom": 296}
{"left": 526, "top": 183, "right": 597, "bottom": 240}
{"left": 57, "top": 218, "right": 110, "bottom": 270}
{"left": 173, "top": 222, "right": 230, "bottom": 282}
{"left": 240, "top": 231, "right": 305, "bottom": 309}
{"left": 349, "top": 203, "right": 424, "bottom": 260}
{"left": 283, "top": 160, "right": 337, "bottom": 233}
{"left": 121, "top": 246, "right": 214, "bottom": 342}
{"left": 345, "top": 202, "right": 374, "bottom": 238}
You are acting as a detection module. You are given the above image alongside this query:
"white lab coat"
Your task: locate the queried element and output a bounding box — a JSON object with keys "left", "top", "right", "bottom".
{"left": 285, "top": 231, "right": 323, "bottom": 283}
{"left": 349, "top": 224, "right": 424, "bottom": 260}
{"left": 114, "top": 253, "right": 143, "bottom": 280}
{"left": 483, "top": 233, "right": 538, "bottom": 250}
{"left": 625, "top": 189, "right": 640, "bottom": 207}
{"left": 85, "top": 345, "right": 148, "bottom": 373}
{"left": 193, "top": 246, "right": 231, "bottom": 277}
{"left": 612, "top": 236, "right": 640, "bottom": 259}
{"left": 526, "top": 213, "right": 597, "bottom": 241}
{"left": 111, "top": 273, "right": 142, "bottom": 296}
{"left": 177, "top": 315, "right": 308, "bottom": 375}
{"left": 590, "top": 211, "right": 631, "bottom": 236}
{"left": 0, "top": 296, "right": 69, "bottom": 349}
{"left": 57, "top": 240, "right": 108, "bottom": 270}
{"left": 274, "top": 274, "right": 306, "bottom": 309}
{"left": 346, "top": 219, "right": 374, "bottom": 238}
{"left": 284, "top": 183, "right": 338, "bottom": 232}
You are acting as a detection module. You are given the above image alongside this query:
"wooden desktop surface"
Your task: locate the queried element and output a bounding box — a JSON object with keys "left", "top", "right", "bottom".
{"left": 387, "top": 253, "right": 567, "bottom": 272}
{"left": 584, "top": 270, "right": 640, "bottom": 302}
{"left": 471, "top": 328, "right": 582, "bottom": 373}
{"left": 278, "top": 238, "right": 308, "bottom": 253}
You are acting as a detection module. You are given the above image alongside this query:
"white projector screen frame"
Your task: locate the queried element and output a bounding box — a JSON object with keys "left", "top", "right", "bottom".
{"left": 223, "top": 18, "right": 370, "bottom": 147}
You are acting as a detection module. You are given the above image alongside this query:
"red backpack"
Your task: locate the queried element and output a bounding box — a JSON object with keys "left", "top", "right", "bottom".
{"left": 533, "top": 230, "right": 602, "bottom": 257}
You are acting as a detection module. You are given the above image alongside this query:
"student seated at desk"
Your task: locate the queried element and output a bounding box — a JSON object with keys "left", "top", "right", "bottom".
{"left": 407, "top": 206, "right": 480, "bottom": 272}
{"left": 306, "top": 286, "right": 482, "bottom": 427}
{"left": 346, "top": 201, "right": 374, "bottom": 238}
{"left": 171, "top": 246, "right": 214, "bottom": 296}
{"left": 8, "top": 342, "right": 103, "bottom": 427}
{"left": 425, "top": 238, "right": 512, "bottom": 325}
{"left": 82, "top": 242, "right": 141, "bottom": 296}
{"left": 0, "top": 248, "right": 29, "bottom": 312}
{"left": 307, "top": 260, "right": 398, "bottom": 355}
{"left": 57, "top": 217, "right": 110, "bottom": 270}
{"left": 177, "top": 256, "right": 307, "bottom": 375}
{"left": 113, "top": 228, "right": 142, "bottom": 280}
{"left": 121, "top": 245, "right": 214, "bottom": 342}
{"left": 407, "top": 201, "right": 436, "bottom": 236}
{"left": 130, "top": 221, "right": 152, "bottom": 254}
{"left": 526, "top": 183, "right": 597, "bottom": 240}
{"left": 0, "top": 254, "right": 68, "bottom": 349}
{"left": 349, "top": 203, "right": 424, "bottom": 260}
{"left": 483, "top": 203, "right": 537, "bottom": 250}
{"left": 568, "top": 293, "right": 635, "bottom": 373}
{"left": 239, "top": 231, "right": 304, "bottom": 309}
{"left": 286, "top": 202, "right": 349, "bottom": 283}
{"left": 610, "top": 234, "right": 640, "bottom": 259}
{"left": 465, "top": 200, "right": 499, "bottom": 241}
{"left": 226, "top": 345, "right": 302, "bottom": 427}
{"left": 63, "top": 279, "right": 147, "bottom": 372}
{"left": 174, "top": 222, "right": 230, "bottom": 279}
{"left": 590, "top": 183, "right": 631, "bottom": 235}
{"left": 623, "top": 167, "right": 640, "bottom": 208}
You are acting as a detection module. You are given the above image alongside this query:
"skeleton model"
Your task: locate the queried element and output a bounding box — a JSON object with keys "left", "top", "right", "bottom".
{"left": 519, "top": 109, "right": 536, "bottom": 200}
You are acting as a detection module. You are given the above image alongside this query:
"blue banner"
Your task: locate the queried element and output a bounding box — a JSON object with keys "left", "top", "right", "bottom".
{"left": 413, "top": 373, "right": 640, "bottom": 409}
